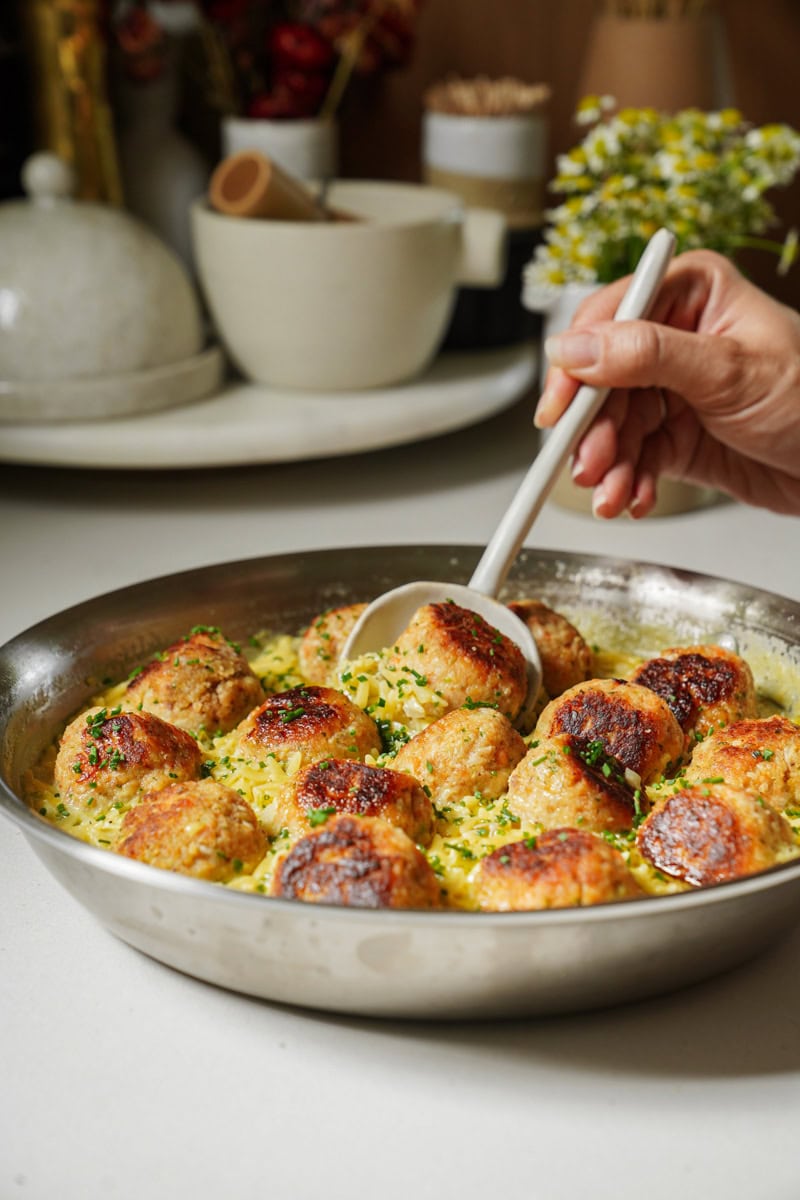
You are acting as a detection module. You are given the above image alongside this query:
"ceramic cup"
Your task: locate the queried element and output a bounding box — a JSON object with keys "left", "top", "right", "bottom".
{"left": 191, "top": 180, "right": 507, "bottom": 391}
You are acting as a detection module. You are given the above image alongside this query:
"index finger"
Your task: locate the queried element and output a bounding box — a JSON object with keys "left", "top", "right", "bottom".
{"left": 567, "top": 274, "right": 632, "bottom": 329}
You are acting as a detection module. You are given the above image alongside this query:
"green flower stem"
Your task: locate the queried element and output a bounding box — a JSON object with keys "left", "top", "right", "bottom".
{"left": 729, "top": 235, "right": 789, "bottom": 255}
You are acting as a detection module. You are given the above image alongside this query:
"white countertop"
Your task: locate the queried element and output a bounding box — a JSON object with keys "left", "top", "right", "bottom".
{"left": 2, "top": 381, "right": 799, "bottom": 1200}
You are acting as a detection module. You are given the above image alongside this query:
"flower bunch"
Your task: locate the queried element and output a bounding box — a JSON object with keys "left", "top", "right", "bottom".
{"left": 113, "top": 3, "right": 172, "bottom": 82}
{"left": 111, "top": 0, "right": 423, "bottom": 117}
{"left": 199, "top": 0, "right": 424, "bottom": 119}
{"left": 526, "top": 96, "right": 800, "bottom": 293}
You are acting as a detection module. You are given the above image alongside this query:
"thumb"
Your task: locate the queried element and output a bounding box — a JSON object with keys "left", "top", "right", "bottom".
{"left": 544, "top": 320, "right": 743, "bottom": 410}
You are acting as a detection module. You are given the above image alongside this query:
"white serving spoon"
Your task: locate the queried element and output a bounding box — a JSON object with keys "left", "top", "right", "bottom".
{"left": 340, "top": 227, "right": 677, "bottom": 724}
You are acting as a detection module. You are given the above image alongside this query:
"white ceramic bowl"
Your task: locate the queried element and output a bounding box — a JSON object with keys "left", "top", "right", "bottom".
{"left": 191, "top": 180, "right": 506, "bottom": 391}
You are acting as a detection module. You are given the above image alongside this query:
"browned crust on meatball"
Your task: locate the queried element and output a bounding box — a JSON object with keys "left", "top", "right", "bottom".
{"left": 284, "top": 758, "right": 435, "bottom": 846}
{"left": 298, "top": 603, "right": 368, "bottom": 685}
{"left": 393, "top": 706, "right": 526, "bottom": 806}
{"left": 636, "top": 782, "right": 795, "bottom": 887}
{"left": 536, "top": 678, "right": 684, "bottom": 784}
{"left": 475, "top": 828, "right": 642, "bottom": 911}
{"left": 507, "top": 734, "right": 640, "bottom": 833}
{"left": 237, "top": 685, "right": 379, "bottom": 763}
{"left": 386, "top": 601, "right": 527, "bottom": 721}
{"left": 126, "top": 630, "right": 264, "bottom": 734}
{"left": 273, "top": 815, "right": 441, "bottom": 908}
{"left": 686, "top": 715, "right": 800, "bottom": 812}
{"left": 118, "top": 780, "right": 267, "bottom": 882}
{"left": 507, "top": 598, "right": 593, "bottom": 699}
{"left": 54, "top": 706, "right": 202, "bottom": 809}
{"left": 631, "top": 644, "right": 757, "bottom": 741}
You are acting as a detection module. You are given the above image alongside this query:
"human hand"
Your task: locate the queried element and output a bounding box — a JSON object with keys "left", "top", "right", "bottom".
{"left": 534, "top": 250, "right": 800, "bottom": 518}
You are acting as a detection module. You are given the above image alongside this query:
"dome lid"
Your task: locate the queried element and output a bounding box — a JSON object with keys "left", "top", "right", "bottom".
{"left": 0, "top": 154, "right": 203, "bottom": 382}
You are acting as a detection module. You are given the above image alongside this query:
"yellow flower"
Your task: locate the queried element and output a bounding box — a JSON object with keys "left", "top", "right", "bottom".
{"left": 691, "top": 151, "right": 718, "bottom": 172}
{"left": 575, "top": 94, "right": 616, "bottom": 126}
{"left": 535, "top": 99, "right": 800, "bottom": 285}
{"left": 543, "top": 265, "right": 568, "bottom": 286}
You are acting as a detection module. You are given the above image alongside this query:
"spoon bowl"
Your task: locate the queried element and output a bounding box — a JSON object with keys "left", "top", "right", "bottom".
{"left": 339, "top": 228, "right": 677, "bottom": 719}
{"left": 342, "top": 579, "right": 543, "bottom": 727}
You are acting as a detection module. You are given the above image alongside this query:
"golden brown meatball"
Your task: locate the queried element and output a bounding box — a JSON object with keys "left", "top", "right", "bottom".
{"left": 636, "top": 782, "right": 796, "bottom": 887}
{"left": 117, "top": 779, "right": 267, "bottom": 882}
{"left": 273, "top": 814, "right": 441, "bottom": 908}
{"left": 235, "top": 684, "right": 379, "bottom": 766}
{"left": 298, "top": 603, "right": 368, "bottom": 685}
{"left": 631, "top": 644, "right": 757, "bottom": 745}
{"left": 506, "top": 733, "right": 641, "bottom": 834}
{"left": 384, "top": 601, "right": 527, "bottom": 721}
{"left": 126, "top": 629, "right": 264, "bottom": 735}
{"left": 535, "top": 678, "right": 684, "bottom": 784}
{"left": 474, "top": 828, "right": 642, "bottom": 911}
{"left": 54, "top": 706, "right": 202, "bottom": 812}
{"left": 281, "top": 758, "right": 435, "bottom": 846}
{"left": 393, "top": 706, "right": 526, "bottom": 807}
{"left": 507, "top": 598, "right": 593, "bottom": 699}
{"left": 685, "top": 715, "right": 800, "bottom": 813}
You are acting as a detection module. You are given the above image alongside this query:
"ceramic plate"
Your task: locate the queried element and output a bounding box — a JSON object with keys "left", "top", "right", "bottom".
{"left": 0, "top": 346, "right": 224, "bottom": 424}
{"left": 0, "top": 344, "right": 536, "bottom": 470}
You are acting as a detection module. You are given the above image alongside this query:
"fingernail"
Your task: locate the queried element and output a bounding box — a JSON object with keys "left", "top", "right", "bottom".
{"left": 545, "top": 331, "right": 600, "bottom": 369}
{"left": 571, "top": 455, "right": 586, "bottom": 481}
{"left": 533, "top": 391, "right": 554, "bottom": 429}
{"left": 592, "top": 485, "right": 609, "bottom": 519}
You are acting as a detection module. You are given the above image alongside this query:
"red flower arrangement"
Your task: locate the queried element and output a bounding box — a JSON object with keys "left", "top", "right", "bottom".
{"left": 114, "top": 0, "right": 424, "bottom": 119}
{"left": 113, "top": 5, "right": 170, "bottom": 83}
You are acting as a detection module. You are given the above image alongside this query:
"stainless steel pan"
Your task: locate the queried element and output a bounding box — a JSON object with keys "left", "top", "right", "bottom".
{"left": 2, "top": 545, "right": 800, "bottom": 1020}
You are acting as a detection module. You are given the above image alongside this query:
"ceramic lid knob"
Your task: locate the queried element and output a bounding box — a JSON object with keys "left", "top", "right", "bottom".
{"left": 21, "top": 153, "right": 76, "bottom": 204}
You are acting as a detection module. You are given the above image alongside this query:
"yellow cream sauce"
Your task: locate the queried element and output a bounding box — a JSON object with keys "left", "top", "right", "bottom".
{"left": 25, "top": 614, "right": 800, "bottom": 910}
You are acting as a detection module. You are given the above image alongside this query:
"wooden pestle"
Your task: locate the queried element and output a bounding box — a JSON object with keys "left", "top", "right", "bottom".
{"left": 208, "top": 150, "right": 356, "bottom": 222}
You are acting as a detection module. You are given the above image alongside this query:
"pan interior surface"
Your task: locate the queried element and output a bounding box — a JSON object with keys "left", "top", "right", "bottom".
{"left": 2, "top": 544, "right": 800, "bottom": 1019}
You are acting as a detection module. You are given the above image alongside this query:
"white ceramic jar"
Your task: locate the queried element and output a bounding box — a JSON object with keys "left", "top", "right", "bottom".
{"left": 422, "top": 106, "right": 549, "bottom": 350}
{"left": 423, "top": 109, "right": 548, "bottom": 230}
{"left": 221, "top": 117, "right": 338, "bottom": 182}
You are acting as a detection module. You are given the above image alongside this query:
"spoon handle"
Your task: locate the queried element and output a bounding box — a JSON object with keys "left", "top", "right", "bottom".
{"left": 469, "top": 227, "right": 677, "bottom": 597}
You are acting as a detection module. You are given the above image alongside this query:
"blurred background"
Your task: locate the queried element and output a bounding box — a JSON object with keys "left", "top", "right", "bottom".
{"left": 1, "top": 0, "right": 798, "bottom": 307}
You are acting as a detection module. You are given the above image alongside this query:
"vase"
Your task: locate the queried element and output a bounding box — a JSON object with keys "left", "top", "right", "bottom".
{"left": 221, "top": 116, "right": 338, "bottom": 181}
{"left": 533, "top": 282, "right": 719, "bottom": 518}
{"left": 577, "top": 13, "right": 733, "bottom": 113}
{"left": 116, "top": 61, "right": 209, "bottom": 272}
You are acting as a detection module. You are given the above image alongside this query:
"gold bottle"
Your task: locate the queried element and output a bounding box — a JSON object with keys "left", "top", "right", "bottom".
{"left": 21, "top": 0, "right": 122, "bottom": 204}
